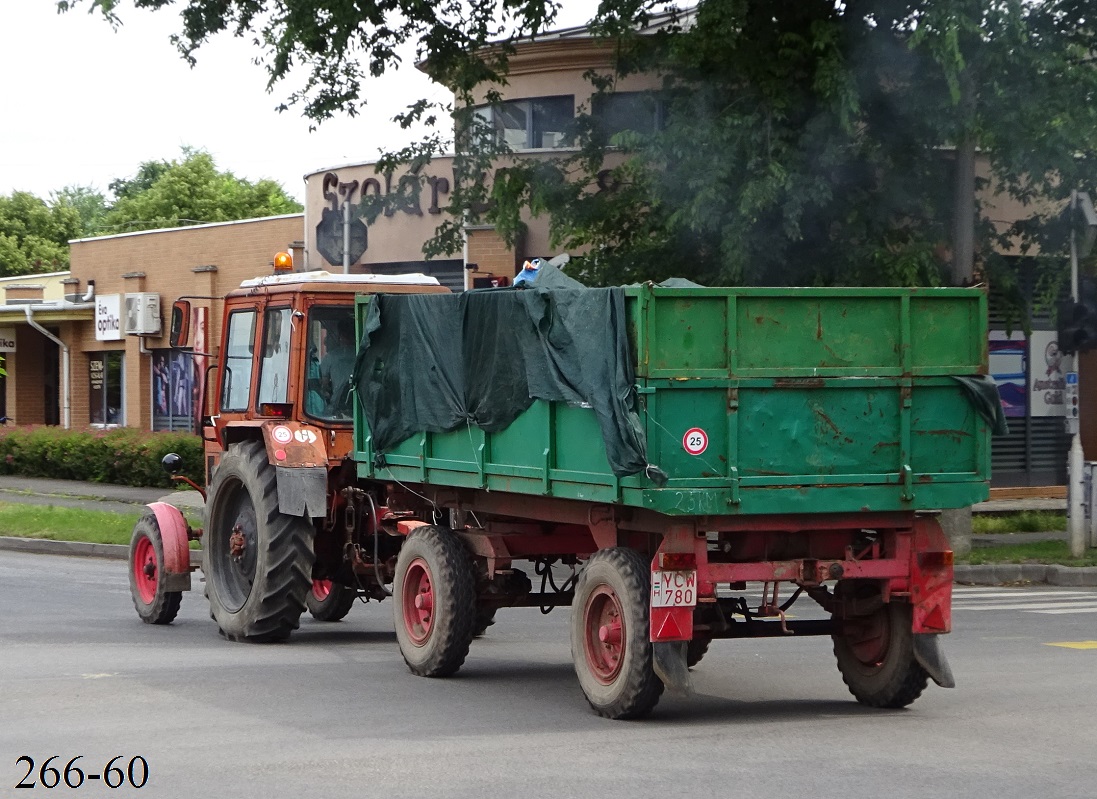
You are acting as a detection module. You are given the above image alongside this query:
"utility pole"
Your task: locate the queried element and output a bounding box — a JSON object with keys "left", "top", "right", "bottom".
{"left": 1066, "top": 190, "right": 1097, "bottom": 556}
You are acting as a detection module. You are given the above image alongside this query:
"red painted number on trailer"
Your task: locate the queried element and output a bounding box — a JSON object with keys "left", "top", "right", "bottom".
{"left": 651, "top": 570, "right": 698, "bottom": 608}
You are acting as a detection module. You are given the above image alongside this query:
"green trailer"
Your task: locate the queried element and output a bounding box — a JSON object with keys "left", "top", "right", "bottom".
{"left": 348, "top": 282, "right": 995, "bottom": 719}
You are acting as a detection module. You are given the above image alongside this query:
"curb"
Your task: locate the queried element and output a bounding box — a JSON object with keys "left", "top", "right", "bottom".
{"left": 954, "top": 563, "right": 1097, "bottom": 586}
{"left": 0, "top": 536, "right": 204, "bottom": 567}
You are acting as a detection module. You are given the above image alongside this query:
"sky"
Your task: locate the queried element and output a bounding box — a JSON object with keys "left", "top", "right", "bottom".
{"left": 0, "top": 1, "right": 599, "bottom": 204}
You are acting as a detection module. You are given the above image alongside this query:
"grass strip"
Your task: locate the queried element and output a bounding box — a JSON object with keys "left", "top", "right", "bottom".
{"left": 972, "top": 511, "right": 1066, "bottom": 534}
{"left": 0, "top": 501, "right": 202, "bottom": 546}
{"left": 960, "top": 539, "right": 1097, "bottom": 567}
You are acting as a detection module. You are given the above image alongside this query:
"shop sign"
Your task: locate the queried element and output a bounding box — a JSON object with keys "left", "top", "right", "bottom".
{"left": 96, "top": 294, "right": 122, "bottom": 341}
{"left": 0, "top": 327, "right": 16, "bottom": 352}
{"left": 1029, "top": 330, "right": 1071, "bottom": 417}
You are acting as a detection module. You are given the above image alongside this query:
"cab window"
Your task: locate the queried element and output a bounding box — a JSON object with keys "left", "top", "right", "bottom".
{"left": 304, "top": 306, "right": 356, "bottom": 422}
{"left": 257, "top": 307, "right": 292, "bottom": 406}
{"left": 220, "top": 310, "right": 256, "bottom": 412}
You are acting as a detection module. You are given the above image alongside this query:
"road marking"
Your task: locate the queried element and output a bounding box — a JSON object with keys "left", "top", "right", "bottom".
{"left": 1044, "top": 641, "right": 1097, "bottom": 649}
{"left": 1030, "top": 607, "right": 1097, "bottom": 615}
{"left": 953, "top": 589, "right": 1095, "bottom": 598}
{"left": 954, "top": 601, "right": 1097, "bottom": 611}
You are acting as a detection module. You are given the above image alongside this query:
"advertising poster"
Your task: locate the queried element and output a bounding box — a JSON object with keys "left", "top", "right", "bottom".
{"left": 1028, "top": 330, "right": 1070, "bottom": 418}
{"left": 989, "top": 331, "right": 1027, "bottom": 418}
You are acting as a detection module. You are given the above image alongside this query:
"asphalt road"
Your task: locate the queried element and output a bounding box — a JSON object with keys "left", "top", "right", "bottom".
{"left": 1, "top": 551, "right": 1095, "bottom": 799}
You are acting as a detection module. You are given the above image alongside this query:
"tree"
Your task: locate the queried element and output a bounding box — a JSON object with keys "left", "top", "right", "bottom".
{"left": 63, "top": 1, "right": 1097, "bottom": 300}
{"left": 103, "top": 148, "right": 303, "bottom": 233}
{"left": 0, "top": 191, "right": 81, "bottom": 275}
{"left": 53, "top": 185, "right": 110, "bottom": 238}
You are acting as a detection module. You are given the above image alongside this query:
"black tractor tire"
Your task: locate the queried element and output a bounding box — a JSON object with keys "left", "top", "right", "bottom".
{"left": 832, "top": 600, "right": 929, "bottom": 708}
{"left": 570, "top": 548, "right": 664, "bottom": 719}
{"left": 393, "top": 525, "right": 477, "bottom": 677}
{"left": 306, "top": 579, "right": 358, "bottom": 622}
{"left": 203, "top": 440, "right": 314, "bottom": 642}
{"left": 128, "top": 514, "right": 183, "bottom": 625}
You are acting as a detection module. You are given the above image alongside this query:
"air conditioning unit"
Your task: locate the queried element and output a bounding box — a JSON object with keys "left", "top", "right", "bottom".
{"left": 124, "top": 293, "right": 162, "bottom": 335}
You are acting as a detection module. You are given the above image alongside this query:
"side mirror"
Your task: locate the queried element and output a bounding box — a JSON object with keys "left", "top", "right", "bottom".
{"left": 169, "top": 300, "right": 191, "bottom": 348}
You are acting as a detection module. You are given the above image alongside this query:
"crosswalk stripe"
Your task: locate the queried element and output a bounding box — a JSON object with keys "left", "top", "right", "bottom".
{"left": 1031, "top": 607, "right": 1097, "bottom": 615}
{"left": 952, "top": 590, "right": 1094, "bottom": 598}
{"left": 954, "top": 601, "right": 1097, "bottom": 611}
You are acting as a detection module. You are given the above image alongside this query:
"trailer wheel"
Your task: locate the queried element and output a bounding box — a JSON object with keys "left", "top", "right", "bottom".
{"left": 832, "top": 601, "right": 929, "bottom": 708}
{"left": 203, "top": 441, "right": 314, "bottom": 642}
{"left": 686, "top": 636, "right": 711, "bottom": 668}
{"left": 128, "top": 515, "right": 182, "bottom": 625}
{"left": 394, "top": 525, "right": 476, "bottom": 677}
{"left": 571, "top": 548, "right": 664, "bottom": 719}
{"left": 306, "top": 579, "right": 357, "bottom": 622}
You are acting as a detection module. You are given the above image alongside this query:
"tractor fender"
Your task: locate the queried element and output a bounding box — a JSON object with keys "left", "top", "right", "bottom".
{"left": 146, "top": 502, "right": 193, "bottom": 591}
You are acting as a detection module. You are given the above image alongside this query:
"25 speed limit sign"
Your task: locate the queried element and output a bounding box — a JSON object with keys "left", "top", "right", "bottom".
{"left": 682, "top": 427, "right": 708, "bottom": 456}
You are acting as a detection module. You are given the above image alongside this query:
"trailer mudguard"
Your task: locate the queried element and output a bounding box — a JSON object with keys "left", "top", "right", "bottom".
{"left": 145, "top": 502, "right": 192, "bottom": 591}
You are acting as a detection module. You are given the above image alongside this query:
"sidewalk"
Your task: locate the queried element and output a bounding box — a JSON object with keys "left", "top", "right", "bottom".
{"left": 0, "top": 477, "right": 1091, "bottom": 585}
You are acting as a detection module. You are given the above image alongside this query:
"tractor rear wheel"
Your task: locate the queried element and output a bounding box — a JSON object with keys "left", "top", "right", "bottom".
{"left": 393, "top": 525, "right": 476, "bottom": 677}
{"left": 203, "top": 441, "right": 314, "bottom": 642}
{"left": 306, "top": 579, "right": 357, "bottom": 622}
{"left": 128, "top": 515, "right": 182, "bottom": 625}
{"left": 570, "top": 548, "right": 664, "bottom": 719}
{"left": 832, "top": 600, "right": 929, "bottom": 708}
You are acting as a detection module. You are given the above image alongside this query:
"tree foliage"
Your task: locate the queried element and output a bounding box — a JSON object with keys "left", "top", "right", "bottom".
{"left": 60, "top": 0, "right": 1097, "bottom": 299}
{"left": 103, "top": 148, "right": 303, "bottom": 233}
{"left": 0, "top": 191, "right": 81, "bottom": 276}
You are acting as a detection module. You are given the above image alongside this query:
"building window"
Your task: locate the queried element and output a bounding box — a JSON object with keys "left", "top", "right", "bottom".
{"left": 591, "top": 92, "right": 662, "bottom": 138}
{"left": 473, "top": 95, "right": 574, "bottom": 150}
{"left": 221, "top": 309, "right": 256, "bottom": 412}
{"left": 257, "top": 307, "right": 292, "bottom": 407}
{"left": 152, "top": 349, "right": 194, "bottom": 432}
{"left": 89, "top": 351, "right": 124, "bottom": 426}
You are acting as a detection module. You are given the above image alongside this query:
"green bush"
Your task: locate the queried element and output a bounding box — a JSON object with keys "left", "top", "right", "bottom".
{"left": 0, "top": 426, "right": 203, "bottom": 488}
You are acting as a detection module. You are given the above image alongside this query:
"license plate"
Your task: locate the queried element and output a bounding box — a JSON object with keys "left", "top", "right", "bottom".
{"left": 651, "top": 570, "right": 698, "bottom": 608}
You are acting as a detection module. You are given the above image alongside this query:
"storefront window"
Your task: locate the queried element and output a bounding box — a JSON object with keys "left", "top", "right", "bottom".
{"left": 221, "top": 310, "right": 256, "bottom": 412}
{"left": 304, "top": 306, "right": 356, "bottom": 421}
{"left": 152, "top": 349, "right": 194, "bottom": 431}
{"left": 89, "top": 351, "right": 124, "bottom": 426}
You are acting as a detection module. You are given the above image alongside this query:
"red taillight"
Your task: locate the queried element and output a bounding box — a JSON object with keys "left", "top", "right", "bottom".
{"left": 258, "top": 402, "right": 292, "bottom": 419}
{"left": 658, "top": 552, "right": 697, "bottom": 570}
{"left": 918, "top": 550, "right": 954, "bottom": 569}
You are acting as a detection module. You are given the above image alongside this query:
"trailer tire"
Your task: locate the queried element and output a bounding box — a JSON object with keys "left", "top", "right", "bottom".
{"left": 203, "top": 441, "right": 314, "bottom": 642}
{"left": 571, "top": 548, "right": 664, "bottom": 719}
{"left": 394, "top": 525, "right": 476, "bottom": 677}
{"left": 306, "top": 579, "right": 357, "bottom": 622}
{"left": 686, "top": 636, "right": 711, "bottom": 669}
{"left": 472, "top": 607, "right": 497, "bottom": 638}
{"left": 832, "top": 601, "right": 929, "bottom": 708}
{"left": 128, "top": 515, "right": 183, "bottom": 625}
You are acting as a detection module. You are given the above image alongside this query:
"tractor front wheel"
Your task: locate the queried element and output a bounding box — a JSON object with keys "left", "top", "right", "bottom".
{"left": 128, "top": 515, "right": 182, "bottom": 625}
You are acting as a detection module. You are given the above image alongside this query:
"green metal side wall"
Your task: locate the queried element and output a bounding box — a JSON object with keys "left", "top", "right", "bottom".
{"left": 355, "top": 286, "right": 991, "bottom": 516}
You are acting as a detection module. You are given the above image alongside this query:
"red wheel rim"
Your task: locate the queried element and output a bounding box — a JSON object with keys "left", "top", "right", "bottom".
{"left": 846, "top": 609, "right": 890, "bottom": 666}
{"left": 584, "top": 584, "right": 625, "bottom": 684}
{"left": 133, "top": 535, "right": 158, "bottom": 604}
{"left": 401, "top": 557, "right": 434, "bottom": 646}
{"left": 312, "top": 579, "right": 332, "bottom": 601}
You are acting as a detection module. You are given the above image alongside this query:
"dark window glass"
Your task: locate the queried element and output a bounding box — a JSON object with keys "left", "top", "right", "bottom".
{"left": 470, "top": 95, "right": 574, "bottom": 151}
{"left": 592, "top": 92, "right": 660, "bottom": 138}
{"left": 89, "top": 351, "right": 124, "bottom": 426}
{"left": 257, "top": 307, "right": 292, "bottom": 407}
